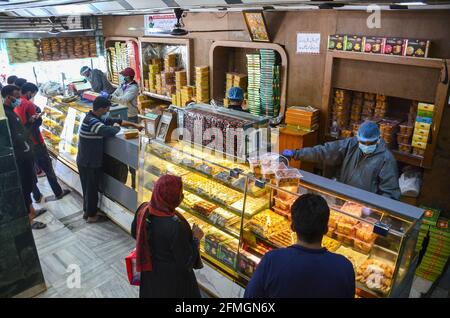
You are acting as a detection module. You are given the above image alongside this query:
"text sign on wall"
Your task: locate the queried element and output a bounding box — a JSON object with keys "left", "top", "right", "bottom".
{"left": 296, "top": 33, "right": 321, "bottom": 54}
{"left": 144, "top": 14, "right": 177, "bottom": 35}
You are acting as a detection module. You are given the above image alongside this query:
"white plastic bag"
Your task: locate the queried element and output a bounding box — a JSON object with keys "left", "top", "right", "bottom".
{"left": 399, "top": 170, "right": 422, "bottom": 197}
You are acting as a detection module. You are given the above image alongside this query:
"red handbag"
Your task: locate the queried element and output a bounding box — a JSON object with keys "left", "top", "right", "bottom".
{"left": 125, "top": 248, "right": 140, "bottom": 286}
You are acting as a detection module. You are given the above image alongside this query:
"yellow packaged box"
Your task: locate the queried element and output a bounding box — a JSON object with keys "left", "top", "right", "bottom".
{"left": 418, "top": 102, "right": 435, "bottom": 112}
{"left": 412, "top": 134, "right": 428, "bottom": 144}
{"left": 414, "top": 128, "right": 431, "bottom": 138}
{"left": 414, "top": 122, "right": 431, "bottom": 131}
{"left": 412, "top": 140, "right": 427, "bottom": 150}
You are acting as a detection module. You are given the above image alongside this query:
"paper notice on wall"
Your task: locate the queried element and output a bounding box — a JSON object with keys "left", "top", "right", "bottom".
{"left": 296, "top": 33, "right": 321, "bottom": 54}
{"left": 144, "top": 14, "right": 177, "bottom": 35}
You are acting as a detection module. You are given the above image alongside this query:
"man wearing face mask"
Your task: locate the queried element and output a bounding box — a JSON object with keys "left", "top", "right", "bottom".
{"left": 80, "top": 66, "right": 115, "bottom": 95}
{"left": 15, "top": 82, "right": 71, "bottom": 203}
{"left": 282, "top": 121, "right": 401, "bottom": 200}
{"left": 110, "top": 67, "right": 139, "bottom": 123}
{"left": 2, "top": 85, "right": 46, "bottom": 229}
{"left": 77, "top": 96, "right": 142, "bottom": 223}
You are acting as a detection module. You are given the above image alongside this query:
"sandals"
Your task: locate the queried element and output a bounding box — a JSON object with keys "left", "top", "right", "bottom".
{"left": 34, "top": 208, "right": 48, "bottom": 218}
{"left": 86, "top": 215, "right": 108, "bottom": 223}
{"left": 31, "top": 221, "right": 47, "bottom": 230}
{"left": 83, "top": 211, "right": 106, "bottom": 220}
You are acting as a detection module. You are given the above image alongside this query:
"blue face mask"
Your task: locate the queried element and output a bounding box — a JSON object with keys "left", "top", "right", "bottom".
{"left": 119, "top": 75, "right": 126, "bottom": 85}
{"left": 10, "top": 98, "right": 20, "bottom": 108}
{"left": 359, "top": 142, "right": 377, "bottom": 154}
{"left": 100, "top": 111, "right": 110, "bottom": 121}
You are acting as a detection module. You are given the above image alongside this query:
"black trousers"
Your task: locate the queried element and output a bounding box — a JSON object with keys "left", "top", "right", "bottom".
{"left": 128, "top": 116, "right": 138, "bottom": 189}
{"left": 78, "top": 165, "right": 102, "bottom": 217}
{"left": 16, "top": 157, "right": 35, "bottom": 214}
{"left": 32, "top": 143, "right": 63, "bottom": 200}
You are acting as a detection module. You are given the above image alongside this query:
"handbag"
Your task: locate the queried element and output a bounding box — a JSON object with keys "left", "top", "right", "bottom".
{"left": 125, "top": 248, "right": 140, "bottom": 286}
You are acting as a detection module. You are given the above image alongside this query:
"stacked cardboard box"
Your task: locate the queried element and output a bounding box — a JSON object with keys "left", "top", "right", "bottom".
{"left": 176, "top": 70, "right": 187, "bottom": 91}
{"left": 155, "top": 74, "right": 163, "bottom": 95}
{"left": 415, "top": 207, "right": 440, "bottom": 253}
{"left": 331, "top": 89, "right": 352, "bottom": 130}
{"left": 148, "top": 63, "right": 161, "bottom": 93}
{"left": 161, "top": 71, "right": 175, "bottom": 96}
{"left": 374, "top": 94, "right": 388, "bottom": 118}
{"left": 412, "top": 102, "right": 434, "bottom": 157}
{"left": 247, "top": 54, "right": 261, "bottom": 115}
{"left": 195, "top": 66, "right": 210, "bottom": 103}
{"left": 181, "top": 86, "right": 195, "bottom": 106}
{"left": 164, "top": 53, "right": 177, "bottom": 72}
{"left": 137, "top": 95, "right": 154, "bottom": 113}
{"left": 285, "top": 106, "right": 320, "bottom": 131}
{"left": 416, "top": 216, "right": 450, "bottom": 282}
{"left": 224, "top": 72, "right": 248, "bottom": 107}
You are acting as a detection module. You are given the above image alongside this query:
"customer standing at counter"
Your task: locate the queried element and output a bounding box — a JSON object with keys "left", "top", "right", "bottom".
{"left": 227, "top": 87, "right": 248, "bottom": 112}
{"left": 244, "top": 193, "right": 355, "bottom": 298}
{"left": 282, "top": 121, "right": 401, "bottom": 200}
{"left": 77, "top": 96, "right": 141, "bottom": 223}
{"left": 80, "top": 66, "right": 115, "bottom": 95}
{"left": 131, "top": 174, "right": 204, "bottom": 298}
{"left": 2, "top": 85, "right": 46, "bottom": 229}
{"left": 15, "top": 82, "right": 71, "bottom": 202}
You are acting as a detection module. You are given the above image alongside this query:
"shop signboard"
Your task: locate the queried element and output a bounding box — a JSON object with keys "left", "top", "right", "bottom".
{"left": 144, "top": 14, "right": 177, "bottom": 36}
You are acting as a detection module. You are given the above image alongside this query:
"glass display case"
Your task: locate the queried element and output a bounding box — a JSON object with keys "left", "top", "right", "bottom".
{"left": 138, "top": 137, "right": 424, "bottom": 298}
{"left": 41, "top": 96, "right": 128, "bottom": 170}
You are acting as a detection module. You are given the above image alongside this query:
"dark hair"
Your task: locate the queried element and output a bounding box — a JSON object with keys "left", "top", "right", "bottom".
{"left": 7, "top": 75, "right": 18, "bottom": 85}
{"left": 291, "top": 193, "right": 330, "bottom": 244}
{"left": 1, "top": 85, "right": 20, "bottom": 98}
{"left": 21, "top": 82, "right": 38, "bottom": 95}
{"left": 93, "top": 96, "right": 111, "bottom": 110}
{"left": 14, "top": 78, "right": 27, "bottom": 88}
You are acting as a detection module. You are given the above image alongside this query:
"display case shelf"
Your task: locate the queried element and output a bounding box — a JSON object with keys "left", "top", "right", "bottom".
{"left": 142, "top": 90, "right": 172, "bottom": 102}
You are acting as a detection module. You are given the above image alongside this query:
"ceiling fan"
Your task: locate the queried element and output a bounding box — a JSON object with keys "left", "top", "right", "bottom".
{"left": 47, "top": 16, "right": 69, "bottom": 35}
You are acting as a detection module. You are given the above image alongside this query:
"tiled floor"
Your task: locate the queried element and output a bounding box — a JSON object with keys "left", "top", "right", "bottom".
{"left": 31, "top": 176, "right": 139, "bottom": 298}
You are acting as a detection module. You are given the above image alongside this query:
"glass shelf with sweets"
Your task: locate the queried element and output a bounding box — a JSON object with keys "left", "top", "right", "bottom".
{"left": 138, "top": 136, "right": 424, "bottom": 297}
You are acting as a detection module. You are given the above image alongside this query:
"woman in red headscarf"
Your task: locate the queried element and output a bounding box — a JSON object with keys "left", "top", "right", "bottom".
{"left": 131, "top": 174, "right": 204, "bottom": 298}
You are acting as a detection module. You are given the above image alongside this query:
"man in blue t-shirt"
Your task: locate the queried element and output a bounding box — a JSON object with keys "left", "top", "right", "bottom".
{"left": 244, "top": 193, "right": 355, "bottom": 298}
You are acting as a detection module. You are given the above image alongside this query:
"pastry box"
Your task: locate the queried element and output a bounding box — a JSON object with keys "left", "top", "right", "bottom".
{"left": 345, "top": 35, "right": 365, "bottom": 52}
{"left": 384, "top": 37, "right": 407, "bottom": 56}
{"left": 328, "top": 34, "right": 347, "bottom": 51}
{"left": 364, "top": 37, "right": 386, "bottom": 54}
{"left": 404, "top": 39, "right": 430, "bottom": 58}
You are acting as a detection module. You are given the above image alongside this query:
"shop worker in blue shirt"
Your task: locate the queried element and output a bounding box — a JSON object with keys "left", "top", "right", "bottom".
{"left": 244, "top": 194, "right": 355, "bottom": 298}
{"left": 77, "top": 96, "right": 142, "bottom": 223}
{"left": 283, "top": 121, "right": 401, "bottom": 200}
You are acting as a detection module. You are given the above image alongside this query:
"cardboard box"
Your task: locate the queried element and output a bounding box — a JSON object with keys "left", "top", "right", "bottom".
{"left": 412, "top": 140, "right": 427, "bottom": 150}
{"left": 412, "top": 134, "right": 429, "bottom": 144}
{"left": 414, "top": 121, "right": 431, "bottom": 131}
{"left": 364, "top": 36, "right": 386, "bottom": 54}
{"left": 328, "top": 34, "right": 347, "bottom": 51}
{"left": 384, "top": 38, "right": 407, "bottom": 55}
{"left": 405, "top": 39, "right": 430, "bottom": 58}
{"left": 420, "top": 207, "right": 440, "bottom": 226}
{"left": 418, "top": 102, "right": 435, "bottom": 112}
{"left": 345, "top": 35, "right": 365, "bottom": 52}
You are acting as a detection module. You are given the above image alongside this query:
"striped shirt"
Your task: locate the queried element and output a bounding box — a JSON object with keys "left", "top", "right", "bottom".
{"left": 76, "top": 111, "right": 121, "bottom": 168}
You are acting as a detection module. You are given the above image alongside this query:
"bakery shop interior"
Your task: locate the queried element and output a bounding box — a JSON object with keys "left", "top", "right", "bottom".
{"left": 1, "top": 0, "right": 449, "bottom": 299}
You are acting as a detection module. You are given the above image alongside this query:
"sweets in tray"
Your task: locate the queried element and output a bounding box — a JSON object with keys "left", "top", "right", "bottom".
{"left": 356, "top": 259, "right": 394, "bottom": 294}
{"left": 231, "top": 196, "right": 269, "bottom": 216}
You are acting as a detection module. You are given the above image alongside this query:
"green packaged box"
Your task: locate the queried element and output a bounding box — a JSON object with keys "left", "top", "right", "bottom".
{"left": 417, "top": 110, "right": 434, "bottom": 118}
{"left": 420, "top": 206, "right": 441, "bottom": 226}
{"left": 345, "top": 35, "right": 365, "bottom": 52}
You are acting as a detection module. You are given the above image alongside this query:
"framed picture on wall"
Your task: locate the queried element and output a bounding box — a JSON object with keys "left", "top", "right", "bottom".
{"left": 243, "top": 11, "right": 270, "bottom": 42}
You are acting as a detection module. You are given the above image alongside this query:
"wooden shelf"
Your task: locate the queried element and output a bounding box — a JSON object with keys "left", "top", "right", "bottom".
{"left": 142, "top": 90, "right": 172, "bottom": 102}
{"left": 391, "top": 150, "right": 424, "bottom": 168}
{"left": 322, "top": 50, "right": 450, "bottom": 169}
{"left": 209, "top": 40, "right": 288, "bottom": 124}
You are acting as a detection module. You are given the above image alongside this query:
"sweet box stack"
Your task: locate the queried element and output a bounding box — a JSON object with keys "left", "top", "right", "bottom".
{"left": 259, "top": 49, "right": 276, "bottom": 117}
{"left": 332, "top": 89, "right": 352, "bottom": 131}
{"left": 148, "top": 62, "right": 161, "bottom": 93}
{"left": 350, "top": 91, "right": 363, "bottom": 125}
{"left": 415, "top": 207, "right": 440, "bottom": 253}
{"left": 411, "top": 102, "right": 434, "bottom": 157}
{"left": 246, "top": 53, "right": 261, "bottom": 115}
{"left": 416, "top": 211, "right": 450, "bottom": 282}
{"left": 176, "top": 70, "right": 187, "bottom": 91}
{"left": 195, "top": 66, "right": 210, "bottom": 103}
{"left": 224, "top": 72, "right": 247, "bottom": 107}
{"left": 181, "top": 86, "right": 195, "bottom": 106}
{"left": 164, "top": 53, "right": 177, "bottom": 72}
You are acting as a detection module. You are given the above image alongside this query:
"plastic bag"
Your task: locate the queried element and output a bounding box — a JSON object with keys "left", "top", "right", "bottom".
{"left": 399, "top": 170, "right": 422, "bottom": 197}
{"left": 125, "top": 248, "right": 140, "bottom": 286}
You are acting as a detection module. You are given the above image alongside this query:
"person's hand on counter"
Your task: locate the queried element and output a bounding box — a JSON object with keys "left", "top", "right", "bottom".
{"left": 120, "top": 120, "right": 144, "bottom": 131}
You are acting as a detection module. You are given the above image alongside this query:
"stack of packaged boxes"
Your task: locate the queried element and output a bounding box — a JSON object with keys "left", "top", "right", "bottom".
{"left": 374, "top": 94, "right": 388, "bottom": 118}
{"left": 195, "top": 66, "right": 210, "bottom": 103}
{"left": 416, "top": 209, "right": 450, "bottom": 282}
{"left": 148, "top": 61, "right": 161, "bottom": 93}
{"left": 412, "top": 102, "right": 434, "bottom": 157}
{"left": 415, "top": 207, "right": 440, "bottom": 253}
{"left": 224, "top": 73, "right": 247, "bottom": 107}
{"left": 285, "top": 106, "right": 320, "bottom": 132}
{"left": 161, "top": 71, "right": 175, "bottom": 96}
{"left": 331, "top": 89, "right": 352, "bottom": 132}
{"left": 362, "top": 93, "right": 376, "bottom": 120}
{"left": 176, "top": 70, "right": 187, "bottom": 91}
{"left": 155, "top": 73, "right": 163, "bottom": 95}
{"left": 181, "top": 86, "right": 195, "bottom": 106}
{"left": 164, "top": 53, "right": 177, "bottom": 72}
{"left": 247, "top": 53, "right": 261, "bottom": 116}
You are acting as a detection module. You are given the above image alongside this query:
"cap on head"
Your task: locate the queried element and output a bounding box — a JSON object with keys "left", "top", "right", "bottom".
{"left": 228, "top": 87, "right": 244, "bottom": 102}
{"left": 120, "top": 67, "right": 135, "bottom": 78}
{"left": 80, "top": 66, "right": 91, "bottom": 76}
{"left": 93, "top": 96, "right": 111, "bottom": 111}
{"left": 357, "top": 121, "right": 380, "bottom": 142}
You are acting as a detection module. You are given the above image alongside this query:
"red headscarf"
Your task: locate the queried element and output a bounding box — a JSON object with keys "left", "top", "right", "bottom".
{"left": 135, "top": 174, "right": 183, "bottom": 272}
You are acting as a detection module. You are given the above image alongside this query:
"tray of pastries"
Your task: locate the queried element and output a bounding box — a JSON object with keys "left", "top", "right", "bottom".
{"left": 356, "top": 259, "right": 394, "bottom": 295}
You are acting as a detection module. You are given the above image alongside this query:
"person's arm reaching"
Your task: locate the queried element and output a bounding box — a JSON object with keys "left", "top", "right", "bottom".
{"left": 90, "top": 118, "right": 120, "bottom": 137}
{"left": 293, "top": 139, "right": 348, "bottom": 166}
{"left": 378, "top": 156, "right": 401, "bottom": 200}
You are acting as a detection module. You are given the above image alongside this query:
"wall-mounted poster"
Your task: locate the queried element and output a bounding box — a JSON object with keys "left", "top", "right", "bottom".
{"left": 144, "top": 14, "right": 177, "bottom": 36}
{"left": 243, "top": 11, "right": 270, "bottom": 42}
{"left": 297, "top": 33, "right": 321, "bottom": 54}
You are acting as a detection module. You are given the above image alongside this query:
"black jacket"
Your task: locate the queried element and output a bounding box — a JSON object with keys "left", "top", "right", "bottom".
{"left": 4, "top": 104, "right": 33, "bottom": 163}
{"left": 131, "top": 212, "right": 201, "bottom": 298}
